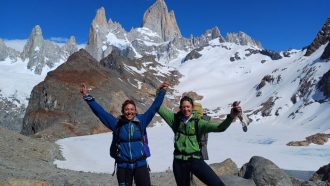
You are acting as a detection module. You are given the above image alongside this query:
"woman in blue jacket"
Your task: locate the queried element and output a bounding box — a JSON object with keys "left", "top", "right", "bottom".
{"left": 80, "top": 81, "right": 169, "bottom": 186}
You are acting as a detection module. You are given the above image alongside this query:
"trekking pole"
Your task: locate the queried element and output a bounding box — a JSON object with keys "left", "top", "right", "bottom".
{"left": 232, "top": 101, "right": 249, "bottom": 132}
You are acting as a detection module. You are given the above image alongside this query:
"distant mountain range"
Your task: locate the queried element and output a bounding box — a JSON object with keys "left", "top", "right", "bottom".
{"left": 0, "top": 0, "right": 329, "bottom": 142}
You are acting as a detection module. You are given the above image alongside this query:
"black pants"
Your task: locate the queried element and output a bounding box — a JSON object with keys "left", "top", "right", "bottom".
{"left": 173, "top": 159, "right": 225, "bottom": 186}
{"left": 116, "top": 165, "right": 151, "bottom": 186}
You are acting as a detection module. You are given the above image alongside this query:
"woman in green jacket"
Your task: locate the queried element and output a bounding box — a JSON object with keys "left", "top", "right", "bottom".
{"left": 158, "top": 96, "right": 241, "bottom": 186}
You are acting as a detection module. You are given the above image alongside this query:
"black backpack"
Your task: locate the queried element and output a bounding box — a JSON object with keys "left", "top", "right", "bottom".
{"left": 195, "top": 114, "right": 210, "bottom": 160}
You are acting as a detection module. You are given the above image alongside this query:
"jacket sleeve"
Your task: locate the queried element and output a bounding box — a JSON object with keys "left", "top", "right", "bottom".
{"left": 140, "top": 89, "right": 166, "bottom": 129}
{"left": 199, "top": 115, "right": 233, "bottom": 134}
{"left": 157, "top": 105, "right": 176, "bottom": 129}
{"left": 83, "top": 95, "right": 117, "bottom": 130}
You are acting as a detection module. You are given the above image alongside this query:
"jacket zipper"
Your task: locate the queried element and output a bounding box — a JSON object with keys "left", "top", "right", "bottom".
{"left": 129, "top": 122, "right": 133, "bottom": 163}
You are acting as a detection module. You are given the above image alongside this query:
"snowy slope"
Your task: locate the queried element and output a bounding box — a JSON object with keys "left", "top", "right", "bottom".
{"left": 0, "top": 58, "right": 47, "bottom": 106}
{"left": 0, "top": 56, "right": 66, "bottom": 106}
{"left": 54, "top": 40, "right": 330, "bottom": 174}
{"left": 173, "top": 39, "right": 330, "bottom": 132}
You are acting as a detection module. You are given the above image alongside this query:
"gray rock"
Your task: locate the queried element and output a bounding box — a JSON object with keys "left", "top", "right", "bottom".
{"left": 142, "top": 0, "right": 181, "bottom": 41}
{"left": 221, "top": 175, "right": 256, "bottom": 186}
{"left": 61, "top": 36, "right": 78, "bottom": 59}
{"left": 305, "top": 18, "right": 330, "bottom": 56}
{"left": 84, "top": 5, "right": 229, "bottom": 63}
{"left": 21, "top": 49, "right": 124, "bottom": 138}
{"left": 317, "top": 69, "right": 330, "bottom": 100}
{"left": 241, "top": 156, "right": 293, "bottom": 186}
{"left": 21, "top": 48, "right": 180, "bottom": 140}
{"left": 210, "top": 158, "right": 239, "bottom": 176}
{"left": 85, "top": 7, "right": 111, "bottom": 61}
{"left": 192, "top": 159, "right": 239, "bottom": 186}
{"left": 20, "top": 25, "right": 73, "bottom": 75}
{"left": 230, "top": 52, "right": 241, "bottom": 62}
{"left": 0, "top": 127, "right": 116, "bottom": 186}
{"left": 0, "top": 96, "right": 25, "bottom": 132}
{"left": 226, "top": 32, "right": 263, "bottom": 48}
{"left": 260, "top": 49, "right": 282, "bottom": 60}
{"left": 0, "top": 39, "right": 20, "bottom": 61}
{"left": 310, "top": 163, "right": 330, "bottom": 185}
{"left": 321, "top": 42, "right": 330, "bottom": 60}
{"left": 252, "top": 97, "right": 277, "bottom": 117}
{"left": 182, "top": 48, "right": 202, "bottom": 62}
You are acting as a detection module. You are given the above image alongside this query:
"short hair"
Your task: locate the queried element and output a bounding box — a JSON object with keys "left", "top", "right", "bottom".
{"left": 180, "top": 96, "right": 194, "bottom": 107}
{"left": 121, "top": 99, "right": 136, "bottom": 114}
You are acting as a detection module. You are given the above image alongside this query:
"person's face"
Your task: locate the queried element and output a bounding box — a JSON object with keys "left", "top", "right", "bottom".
{"left": 123, "top": 104, "right": 136, "bottom": 120}
{"left": 180, "top": 100, "right": 193, "bottom": 118}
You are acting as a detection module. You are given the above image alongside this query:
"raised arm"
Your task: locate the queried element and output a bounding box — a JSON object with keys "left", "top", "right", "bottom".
{"left": 80, "top": 83, "right": 117, "bottom": 130}
{"left": 157, "top": 105, "right": 176, "bottom": 129}
{"left": 198, "top": 115, "right": 233, "bottom": 134}
{"left": 141, "top": 81, "right": 169, "bottom": 128}
{"left": 198, "top": 102, "right": 242, "bottom": 133}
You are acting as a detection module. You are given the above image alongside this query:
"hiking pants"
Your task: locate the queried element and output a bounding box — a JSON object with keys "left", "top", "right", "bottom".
{"left": 173, "top": 159, "right": 225, "bottom": 186}
{"left": 117, "top": 165, "right": 151, "bottom": 186}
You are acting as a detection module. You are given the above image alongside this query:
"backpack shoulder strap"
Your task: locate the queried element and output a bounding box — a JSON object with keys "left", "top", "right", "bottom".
{"left": 114, "top": 117, "right": 125, "bottom": 132}
{"left": 194, "top": 118, "right": 201, "bottom": 145}
{"left": 173, "top": 112, "right": 182, "bottom": 133}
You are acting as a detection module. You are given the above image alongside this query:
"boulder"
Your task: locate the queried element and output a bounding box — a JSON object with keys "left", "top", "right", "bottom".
{"left": 310, "top": 163, "right": 330, "bottom": 184}
{"left": 192, "top": 158, "right": 240, "bottom": 186}
{"left": 221, "top": 175, "right": 256, "bottom": 186}
{"left": 241, "top": 156, "right": 293, "bottom": 186}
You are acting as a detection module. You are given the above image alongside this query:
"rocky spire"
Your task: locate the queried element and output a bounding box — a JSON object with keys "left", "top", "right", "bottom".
{"left": 67, "top": 36, "right": 77, "bottom": 46}
{"left": 305, "top": 18, "right": 330, "bottom": 56}
{"left": 142, "top": 0, "right": 182, "bottom": 41}
{"left": 61, "top": 36, "right": 78, "bottom": 58}
{"left": 202, "top": 27, "right": 225, "bottom": 42}
{"left": 226, "top": 31, "right": 263, "bottom": 48}
{"left": 92, "top": 7, "right": 108, "bottom": 27}
{"left": 20, "top": 25, "right": 64, "bottom": 74}
{"left": 85, "top": 7, "right": 111, "bottom": 61}
{"left": 21, "top": 25, "right": 44, "bottom": 61}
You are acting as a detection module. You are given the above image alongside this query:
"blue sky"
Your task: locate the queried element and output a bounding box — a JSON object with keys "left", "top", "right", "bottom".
{"left": 0, "top": 0, "right": 329, "bottom": 51}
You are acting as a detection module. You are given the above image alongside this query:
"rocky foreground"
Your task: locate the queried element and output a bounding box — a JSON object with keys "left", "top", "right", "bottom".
{"left": 0, "top": 127, "right": 329, "bottom": 186}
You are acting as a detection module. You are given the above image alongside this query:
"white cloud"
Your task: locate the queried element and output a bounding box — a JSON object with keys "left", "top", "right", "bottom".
{"left": 50, "top": 37, "right": 68, "bottom": 43}
{"left": 3, "top": 39, "right": 27, "bottom": 52}
{"left": 77, "top": 44, "right": 86, "bottom": 49}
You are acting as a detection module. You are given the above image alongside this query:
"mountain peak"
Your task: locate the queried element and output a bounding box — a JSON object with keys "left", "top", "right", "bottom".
{"left": 142, "top": 0, "right": 181, "bottom": 41}
{"left": 32, "top": 25, "right": 43, "bottom": 37}
{"left": 226, "top": 31, "right": 262, "bottom": 48}
{"left": 21, "top": 25, "right": 44, "bottom": 61}
{"left": 92, "top": 7, "right": 107, "bottom": 27}
{"left": 67, "top": 36, "right": 76, "bottom": 46}
{"left": 21, "top": 25, "right": 69, "bottom": 74}
{"left": 305, "top": 18, "right": 330, "bottom": 56}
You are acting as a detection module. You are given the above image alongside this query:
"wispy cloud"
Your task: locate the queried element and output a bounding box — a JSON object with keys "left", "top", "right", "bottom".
{"left": 3, "top": 39, "right": 27, "bottom": 52}
{"left": 50, "top": 37, "right": 68, "bottom": 43}
{"left": 77, "top": 44, "right": 86, "bottom": 49}
{"left": 3, "top": 38, "right": 86, "bottom": 52}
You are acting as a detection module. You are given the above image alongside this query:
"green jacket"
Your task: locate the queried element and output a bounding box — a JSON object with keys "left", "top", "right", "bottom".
{"left": 158, "top": 106, "right": 233, "bottom": 160}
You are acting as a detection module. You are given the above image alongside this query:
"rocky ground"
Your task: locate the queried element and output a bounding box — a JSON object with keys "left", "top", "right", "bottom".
{"left": 0, "top": 127, "right": 328, "bottom": 186}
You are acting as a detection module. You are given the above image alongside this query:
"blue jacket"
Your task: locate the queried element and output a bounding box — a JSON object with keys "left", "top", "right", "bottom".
{"left": 83, "top": 89, "right": 166, "bottom": 169}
